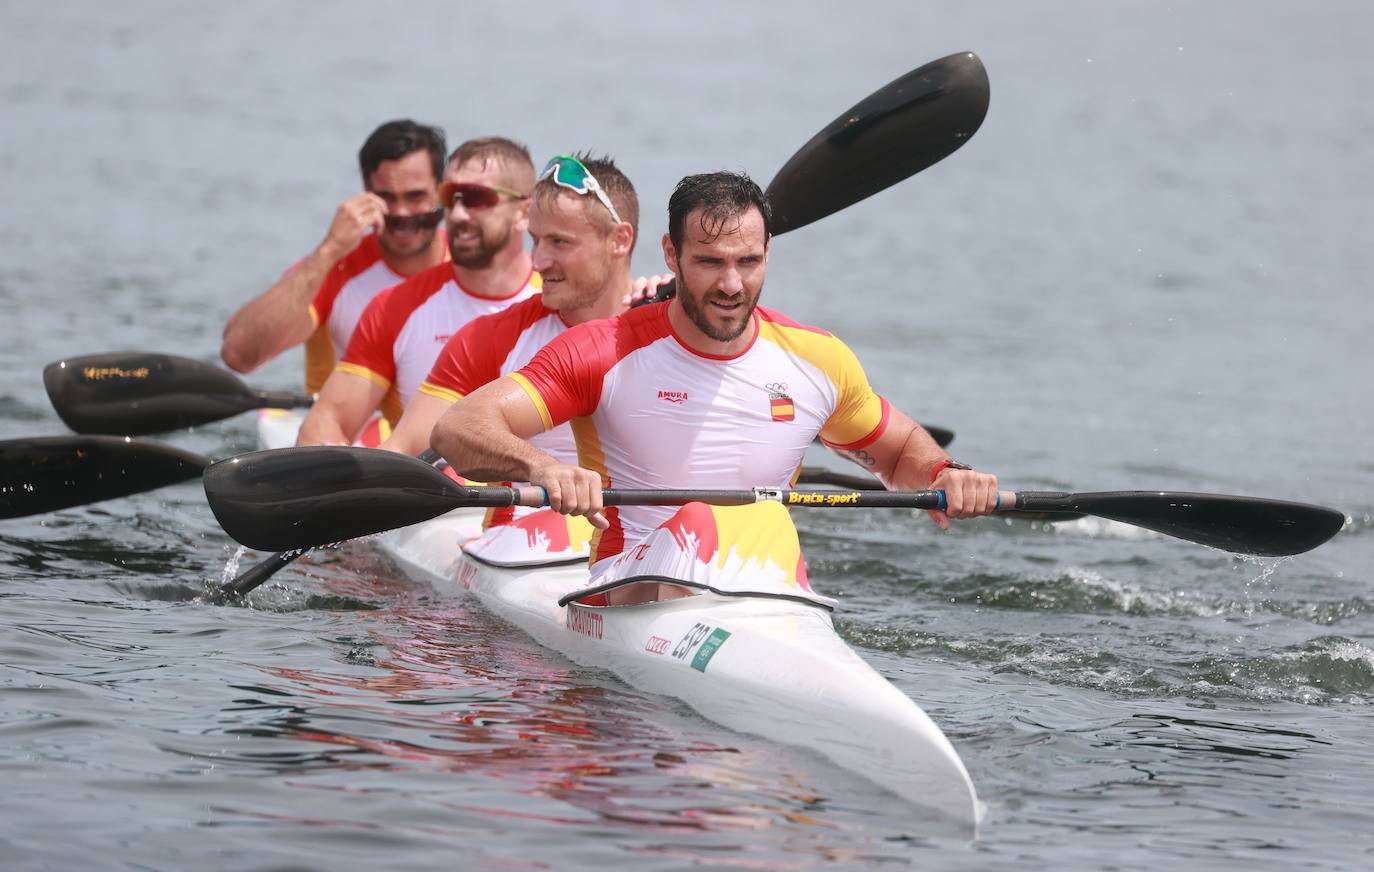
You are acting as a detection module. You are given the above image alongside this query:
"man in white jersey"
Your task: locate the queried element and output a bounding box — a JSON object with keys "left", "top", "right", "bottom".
{"left": 382, "top": 153, "right": 639, "bottom": 461}
{"left": 296, "top": 137, "right": 541, "bottom": 445}
{"left": 431, "top": 172, "right": 999, "bottom": 603}
{"left": 221, "top": 120, "right": 449, "bottom": 393}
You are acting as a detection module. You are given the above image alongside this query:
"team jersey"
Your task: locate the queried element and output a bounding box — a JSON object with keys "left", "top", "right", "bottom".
{"left": 419, "top": 295, "right": 578, "bottom": 530}
{"left": 336, "top": 262, "right": 540, "bottom": 423}
{"left": 419, "top": 295, "right": 578, "bottom": 464}
{"left": 300, "top": 234, "right": 426, "bottom": 395}
{"left": 509, "top": 301, "right": 891, "bottom": 567}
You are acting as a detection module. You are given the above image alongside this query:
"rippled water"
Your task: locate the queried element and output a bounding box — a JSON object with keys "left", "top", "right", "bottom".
{"left": 3, "top": 1, "right": 1372, "bottom": 869}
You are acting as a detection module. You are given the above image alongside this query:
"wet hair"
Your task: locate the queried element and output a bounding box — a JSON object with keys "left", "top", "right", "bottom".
{"left": 357, "top": 119, "right": 446, "bottom": 185}
{"left": 667, "top": 171, "right": 773, "bottom": 253}
{"left": 447, "top": 136, "right": 536, "bottom": 193}
{"left": 532, "top": 152, "right": 639, "bottom": 250}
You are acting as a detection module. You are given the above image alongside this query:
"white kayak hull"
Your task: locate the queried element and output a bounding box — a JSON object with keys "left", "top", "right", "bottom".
{"left": 257, "top": 409, "right": 979, "bottom": 828}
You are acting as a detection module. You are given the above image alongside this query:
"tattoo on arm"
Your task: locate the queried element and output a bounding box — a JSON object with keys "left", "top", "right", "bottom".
{"left": 838, "top": 448, "right": 877, "bottom": 469}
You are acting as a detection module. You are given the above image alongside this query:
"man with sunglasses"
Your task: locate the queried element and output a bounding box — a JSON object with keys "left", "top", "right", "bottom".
{"left": 221, "top": 119, "right": 449, "bottom": 397}
{"left": 432, "top": 171, "right": 999, "bottom": 605}
{"left": 296, "top": 136, "right": 541, "bottom": 445}
{"left": 381, "top": 154, "right": 637, "bottom": 475}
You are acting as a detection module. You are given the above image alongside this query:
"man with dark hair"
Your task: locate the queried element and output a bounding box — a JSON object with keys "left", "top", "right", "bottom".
{"left": 296, "top": 136, "right": 541, "bottom": 445}
{"left": 221, "top": 119, "right": 449, "bottom": 393}
{"left": 432, "top": 170, "right": 1000, "bottom": 606}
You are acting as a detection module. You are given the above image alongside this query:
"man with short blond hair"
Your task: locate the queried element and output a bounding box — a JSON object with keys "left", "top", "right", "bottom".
{"left": 383, "top": 152, "right": 639, "bottom": 462}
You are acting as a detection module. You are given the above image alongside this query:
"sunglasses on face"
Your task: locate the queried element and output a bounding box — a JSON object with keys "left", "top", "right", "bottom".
{"left": 440, "top": 180, "right": 529, "bottom": 210}
{"left": 383, "top": 208, "right": 445, "bottom": 232}
{"left": 538, "top": 155, "right": 624, "bottom": 225}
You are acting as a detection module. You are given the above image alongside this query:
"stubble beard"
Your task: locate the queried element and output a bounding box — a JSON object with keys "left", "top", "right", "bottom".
{"left": 447, "top": 217, "right": 510, "bottom": 270}
{"left": 675, "top": 266, "right": 759, "bottom": 343}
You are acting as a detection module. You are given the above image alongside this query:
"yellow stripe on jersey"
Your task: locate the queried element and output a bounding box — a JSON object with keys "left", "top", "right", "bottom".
{"left": 417, "top": 381, "right": 464, "bottom": 404}
{"left": 334, "top": 361, "right": 393, "bottom": 390}
{"left": 507, "top": 373, "right": 553, "bottom": 431}
{"left": 756, "top": 318, "right": 886, "bottom": 447}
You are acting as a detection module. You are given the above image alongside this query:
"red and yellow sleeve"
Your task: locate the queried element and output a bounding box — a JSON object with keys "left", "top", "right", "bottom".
{"left": 509, "top": 319, "right": 616, "bottom": 431}
{"left": 817, "top": 338, "right": 889, "bottom": 450}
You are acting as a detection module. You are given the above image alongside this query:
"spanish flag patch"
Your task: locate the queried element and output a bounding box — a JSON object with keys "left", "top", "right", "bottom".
{"left": 770, "top": 395, "right": 795, "bottom": 422}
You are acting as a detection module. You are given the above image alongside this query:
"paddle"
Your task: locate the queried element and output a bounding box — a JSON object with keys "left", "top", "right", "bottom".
{"left": 204, "top": 448, "right": 444, "bottom": 602}
{"left": 204, "top": 447, "right": 1345, "bottom": 559}
{"left": 797, "top": 465, "right": 1086, "bottom": 521}
{"left": 0, "top": 436, "right": 209, "bottom": 519}
{"left": 43, "top": 352, "right": 313, "bottom": 436}
{"left": 639, "top": 50, "right": 989, "bottom": 303}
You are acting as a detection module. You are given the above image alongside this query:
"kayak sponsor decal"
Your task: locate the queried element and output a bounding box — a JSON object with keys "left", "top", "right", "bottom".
{"left": 690, "top": 628, "right": 731, "bottom": 672}
{"left": 83, "top": 366, "right": 150, "bottom": 382}
{"left": 766, "top": 381, "right": 794, "bottom": 422}
{"left": 657, "top": 389, "right": 688, "bottom": 404}
{"left": 566, "top": 606, "right": 604, "bottom": 640}
{"left": 645, "top": 635, "right": 671, "bottom": 655}
{"left": 787, "top": 491, "right": 860, "bottom": 506}
{"left": 672, "top": 622, "right": 713, "bottom": 662}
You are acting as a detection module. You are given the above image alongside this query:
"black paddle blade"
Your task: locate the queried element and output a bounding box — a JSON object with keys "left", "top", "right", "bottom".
{"left": 1014, "top": 491, "right": 1346, "bottom": 557}
{"left": 0, "top": 436, "right": 209, "bottom": 519}
{"left": 203, "top": 447, "right": 463, "bottom": 552}
{"left": 766, "top": 51, "right": 990, "bottom": 235}
{"left": 43, "top": 352, "right": 309, "bottom": 436}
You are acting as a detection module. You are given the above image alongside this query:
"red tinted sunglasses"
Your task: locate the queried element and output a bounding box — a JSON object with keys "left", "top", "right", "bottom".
{"left": 440, "top": 181, "right": 529, "bottom": 210}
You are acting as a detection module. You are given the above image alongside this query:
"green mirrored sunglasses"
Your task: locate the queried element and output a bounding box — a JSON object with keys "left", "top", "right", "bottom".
{"left": 539, "top": 155, "right": 624, "bottom": 225}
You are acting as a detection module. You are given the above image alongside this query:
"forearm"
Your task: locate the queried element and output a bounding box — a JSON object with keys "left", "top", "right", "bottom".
{"left": 431, "top": 407, "right": 558, "bottom": 483}
{"left": 221, "top": 249, "right": 335, "bottom": 373}
{"left": 295, "top": 405, "right": 354, "bottom": 446}
{"left": 295, "top": 372, "right": 381, "bottom": 447}
{"left": 380, "top": 393, "right": 450, "bottom": 457}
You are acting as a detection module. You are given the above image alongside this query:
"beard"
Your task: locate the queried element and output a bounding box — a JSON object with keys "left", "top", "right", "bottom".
{"left": 447, "top": 217, "right": 512, "bottom": 269}
{"left": 675, "top": 269, "right": 760, "bottom": 343}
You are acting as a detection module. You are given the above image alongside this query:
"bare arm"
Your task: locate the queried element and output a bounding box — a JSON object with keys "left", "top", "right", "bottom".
{"left": 220, "top": 193, "right": 386, "bottom": 373}
{"left": 295, "top": 369, "right": 388, "bottom": 446}
{"left": 432, "top": 377, "right": 607, "bottom": 528}
{"left": 835, "top": 407, "right": 998, "bottom": 529}
{"left": 380, "top": 391, "right": 453, "bottom": 456}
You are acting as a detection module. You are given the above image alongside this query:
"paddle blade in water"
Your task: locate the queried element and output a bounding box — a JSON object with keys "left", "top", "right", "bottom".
{"left": 43, "top": 352, "right": 309, "bottom": 436}
{"left": 1013, "top": 491, "right": 1345, "bottom": 556}
{"left": 767, "top": 51, "right": 990, "bottom": 235}
{"left": 0, "top": 436, "right": 209, "bottom": 519}
{"left": 203, "top": 447, "right": 465, "bottom": 552}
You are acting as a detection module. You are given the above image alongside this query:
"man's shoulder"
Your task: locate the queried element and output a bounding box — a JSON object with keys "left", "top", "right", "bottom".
{"left": 464, "top": 294, "right": 557, "bottom": 340}
{"left": 756, "top": 305, "right": 835, "bottom": 339}
{"left": 379, "top": 262, "right": 453, "bottom": 307}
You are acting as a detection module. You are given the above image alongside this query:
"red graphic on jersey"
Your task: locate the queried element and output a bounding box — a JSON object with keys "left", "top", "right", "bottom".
{"left": 668, "top": 502, "right": 720, "bottom": 564}
{"left": 657, "top": 389, "right": 688, "bottom": 404}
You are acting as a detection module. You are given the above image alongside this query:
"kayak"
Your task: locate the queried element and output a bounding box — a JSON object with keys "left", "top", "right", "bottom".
{"left": 256, "top": 408, "right": 980, "bottom": 830}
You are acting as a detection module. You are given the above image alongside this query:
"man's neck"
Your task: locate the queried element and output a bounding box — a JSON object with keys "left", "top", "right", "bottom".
{"left": 560, "top": 268, "right": 633, "bottom": 327}
{"left": 380, "top": 233, "right": 447, "bottom": 278}
{"left": 452, "top": 243, "right": 533, "bottom": 299}
{"left": 666, "top": 297, "right": 755, "bottom": 357}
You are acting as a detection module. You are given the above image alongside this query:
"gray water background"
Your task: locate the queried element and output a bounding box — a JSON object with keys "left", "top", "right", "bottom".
{"left": 2, "top": 1, "right": 1372, "bottom": 869}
